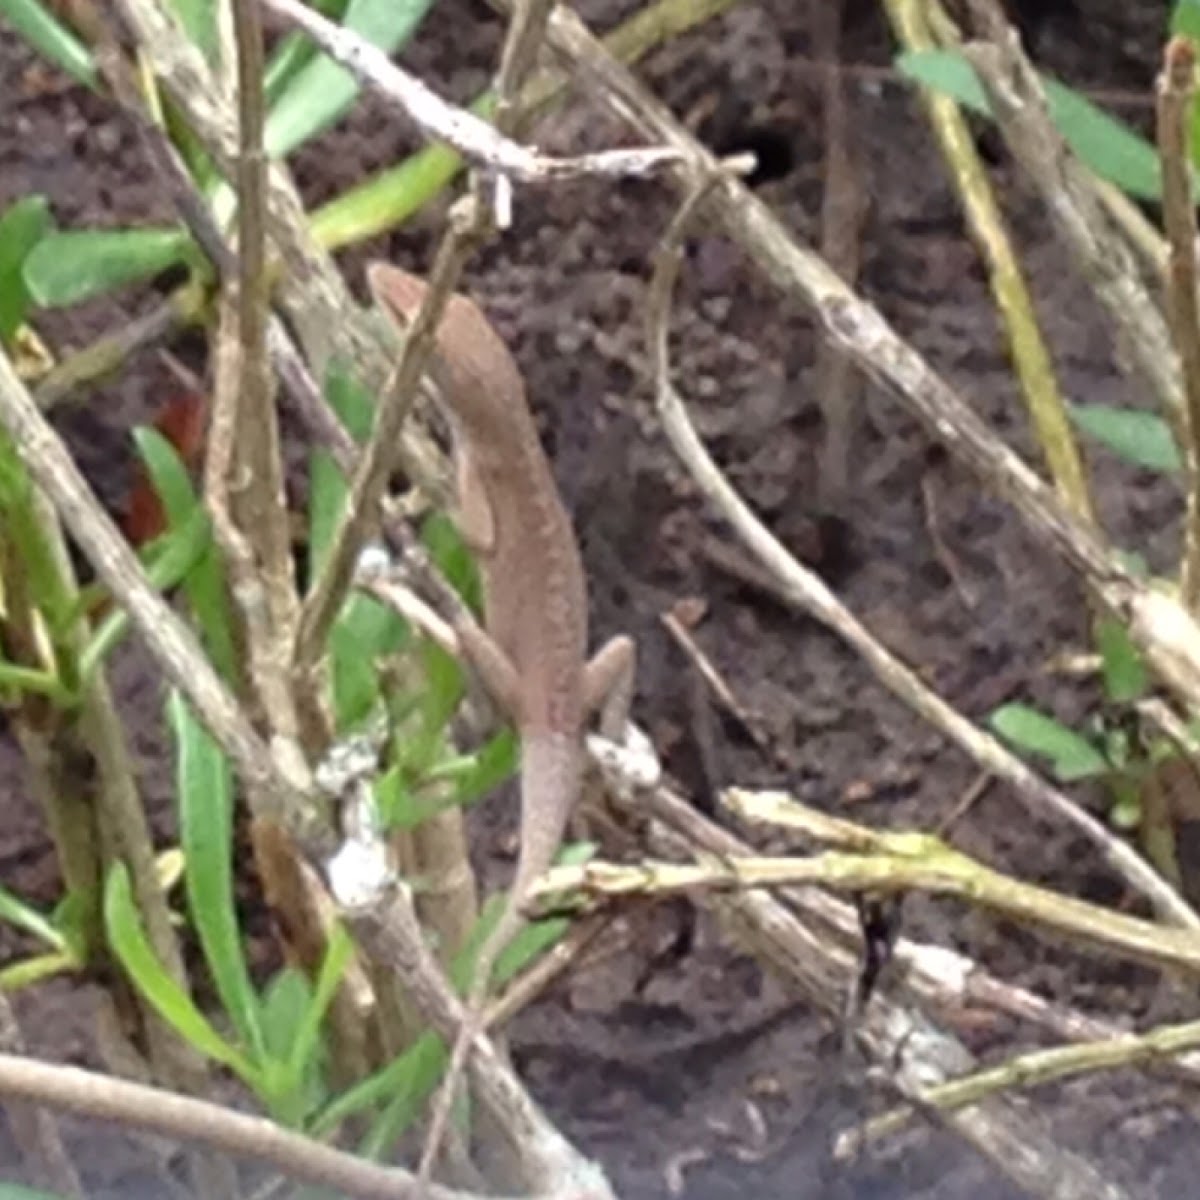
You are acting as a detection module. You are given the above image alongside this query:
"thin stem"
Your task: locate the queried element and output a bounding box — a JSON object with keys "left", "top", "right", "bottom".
{"left": 0, "top": 1053, "right": 484, "bottom": 1200}
{"left": 1157, "top": 36, "right": 1200, "bottom": 612}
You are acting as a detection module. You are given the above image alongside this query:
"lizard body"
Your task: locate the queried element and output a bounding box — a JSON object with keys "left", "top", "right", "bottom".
{"left": 366, "top": 263, "right": 633, "bottom": 1182}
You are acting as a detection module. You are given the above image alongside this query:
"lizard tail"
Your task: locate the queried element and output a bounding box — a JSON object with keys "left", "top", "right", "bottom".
{"left": 417, "top": 733, "right": 582, "bottom": 1181}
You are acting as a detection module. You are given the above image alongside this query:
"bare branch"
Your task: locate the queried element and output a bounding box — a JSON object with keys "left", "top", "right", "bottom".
{"left": 259, "top": 0, "right": 680, "bottom": 184}
{"left": 292, "top": 200, "right": 487, "bottom": 681}
{"left": 643, "top": 167, "right": 1198, "bottom": 928}
{"left": 0, "top": 343, "right": 331, "bottom": 855}
{"left": 0, "top": 1053, "right": 492, "bottom": 1200}
{"left": 1157, "top": 36, "right": 1200, "bottom": 612}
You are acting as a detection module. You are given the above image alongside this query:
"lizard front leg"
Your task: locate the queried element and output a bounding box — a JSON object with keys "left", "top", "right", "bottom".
{"left": 584, "top": 634, "right": 636, "bottom": 740}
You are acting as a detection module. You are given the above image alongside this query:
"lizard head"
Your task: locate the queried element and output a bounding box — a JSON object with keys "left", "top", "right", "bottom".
{"left": 366, "top": 261, "right": 524, "bottom": 437}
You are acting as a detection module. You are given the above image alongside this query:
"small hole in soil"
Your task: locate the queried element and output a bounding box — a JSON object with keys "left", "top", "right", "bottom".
{"left": 715, "top": 125, "right": 796, "bottom": 186}
{"left": 974, "top": 122, "right": 1007, "bottom": 168}
{"left": 150, "top": 261, "right": 192, "bottom": 295}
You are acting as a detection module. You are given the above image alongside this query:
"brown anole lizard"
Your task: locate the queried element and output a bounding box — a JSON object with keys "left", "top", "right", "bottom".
{"left": 367, "top": 263, "right": 635, "bottom": 1182}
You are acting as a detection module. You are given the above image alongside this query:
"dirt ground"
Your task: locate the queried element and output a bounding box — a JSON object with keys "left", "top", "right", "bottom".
{"left": 2, "top": 0, "right": 1198, "bottom": 1197}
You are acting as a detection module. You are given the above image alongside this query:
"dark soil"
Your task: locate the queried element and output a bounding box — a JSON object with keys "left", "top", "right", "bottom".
{"left": 2, "top": 1, "right": 1197, "bottom": 1197}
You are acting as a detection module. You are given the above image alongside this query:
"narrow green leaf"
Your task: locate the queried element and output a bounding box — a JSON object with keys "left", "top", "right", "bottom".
{"left": 261, "top": 969, "right": 313, "bottom": 1065}
{"left": 314, "top": 1033, "right": 444, "bottom": 1146}
{"left": 0, "top": 884, "right": 67, "bottom": 953}
{"left": 989, "top": 703, "right": 1108, "bottom": 781}
{"left": 312, "top": 89, "right": 495, "bottom": 251}
{"left": 1173, "top": 0, "right": 1200, "bottom": 38}
{"left": 896, "top": 49, "right": 1166, "bottom": 200}
{"left": 51, "top": 891, "right": 91, "bottom": 964}
{"left": 0, "top": 0, "right": 97, "bottom": 87}
{"left": 170, "top": 693, "right": 265, "bottom": 1060}
{"left": 312, "top": 140, "right": 466, "bottom": 251}
{"left": 133, "top": 427, "right": 237, "bottom": 680}
{"left": 0, "top": 658, "right": 70, "bottom": 702}
{"left": 418, "top": 638, "right": 466, "bottom": 734}
{"left": 264, "top": 0, "right": 349, "bottom": 105}
{"left": 132, "top": 425, "right": 199, "bottom": 526}
{"left": 265, "top": 0, "right": 436, "bottom": 159}
{"left": 24, "top": 228, "right": 192, "bottom": 308}
{"left": 1044, "top": 79, "right": 1163, "bottom": 201}
{"left": 80, "top": 507, "right": 212, "bottom": 681}
{"left": 453, "top": 842, "right": 595, "bottom": 994}
{"left": 0, "top": 950, "right": 78, "bottom": 992}
{"left": 356, "top": 1036, "right": 446, "bottom": 1157}
{"left": 256, "top": 968, "right": 325, "bottom": 1126}
{"left": 310, "top": 362, "right": 407, "bottom": 726}
{"left": 1070, "top": 403, "right": 1181, "bottom": 473}
{"left": 448, "top": 728, "right": 519, "bottom": 809}
{"left": 1096, "top": 618, "right": 1147, "bottom": 704}
{"left": 105, "top": 864, "right": 255, "bottom": 1078}
{"left": 0, "top": 195, "right": 52, "bottom": 342}
{"left": 285, "top": 922, "right": 352, "bottom": 1085}
{"left": 308, "top": 360, "right": 375, "bottom": 578}
{"left": 0, "top": 1182, "right": 71, "bottom": 1200}
{"left": 168, "top": 0, "right": 217, "bottom": 60}
{"left": 1108, "top": 776, "right": 1142, "bottom": 830}
{"left": 422, "top": 510, "right": 482, "bottom": 614}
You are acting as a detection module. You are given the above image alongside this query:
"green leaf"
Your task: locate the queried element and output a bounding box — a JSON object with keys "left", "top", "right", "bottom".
{"left": 1108, "top": 776, "right": 1142, "bottom": 830}
{"left": 104, "top": 863, "right": 255, "bottom": 1079}
{"left": 454, "top": 842, "right": 595, "bottom": 994}
{"left": 1070, "top": 404, "right": 1181, "bottom": 472}
{"left": 170, "top": 693, "right": 265, "bottom": 1060}
{"left": 356, "top": 1036, "right": 446, "bottom": 1158}
{"left": 313, "top": 1033, "right": 444, "bottom": 1151}
{"left": 168, "top": 0, "right": 217, "bottom": 60}
{"left": 256, "top": 967, "right": 325, "bottom": 1126}
{"left": 265, "top": 0, "right": 436, "bottom": 158}
{"left": 417, "top": 638, "right": 466, "bottom": 735}
{"left": 1096, "top": 618, "right": 1147, "bottom": 704}
{"left": 0, "top": 884, "right": 67, "bottom": 953}
{"left": 0, "top": 950, "right": 78, "bottom": 992}
{"left": 285, "top": 922, "right": 352, "bottom": 1090}
{"left": 310, "top": 362, "right": 408, "bottom": 726}
{"left": 308, "top": 361, "right": 375, "bottom": 578}
{"left": 133, "top": 427, "right": 237, "bottom": 680}
{"left": 24, "top": 228, "right": 193, "bottom": 308}
{"left": 446, "top": 728, "right": 518, "bottom": 808}
{"left": 0, "top": 0, "right": 97, "bottom": 87}
{"left": 132, "top": 425, "right": 199, "bottom": 526}
{"left": 80, "top": 507, "right": 212, "bottom": 680}
{"left": 989, "top": 703, "right": 1109, "bottom": 781}
{"left": 422, "top": 511, "right": 482, "bottom": 614}
{"left": 1044, "top": 79, "right": 1164, "bottom": 202}
{"left": 331, "top": 597, "right": 409, "bottom": 726}
{"left": 1173, "top": 0, "right": 1200, "bottom": 38}
{"left": 312, "top": 137, "right": 471, "bottom": 252}
{"left": 261, "top": 968, "right": 312, "bottom": 1065}
{"left": 896, "top": 49, "right": 1166, "bottom": 200}
{"left": 0, "top": 195, "right": 52, "bottom": 342}
{"left": 0, "top": 1182, "right": 72, "bottom": 1200}
{"left": 264, "top": 0, "right": 349, "bottom": 105}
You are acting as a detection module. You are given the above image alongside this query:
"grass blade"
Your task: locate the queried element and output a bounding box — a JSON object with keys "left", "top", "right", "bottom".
{"left": 265, "top": 0, "right": 436, "bottom": 159}
{"left": 104, "top": 863, "right": 255, "bottom": 1079}
{"left": 169, "top": 692, "right": 265, "bottom": 1060}
{"left": 0, "top": 0, "right": 96, "bottom": 87}
{"left": 24, "top": 228, "right": 193, "bottom": 308}
{"left": 0, "top": 195, "right": 52, "bottom": 344}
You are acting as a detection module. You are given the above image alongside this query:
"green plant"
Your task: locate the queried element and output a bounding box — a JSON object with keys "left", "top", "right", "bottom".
{"left": 897, "top": 2, "right": 1200, "bottom": 489}
{"left": 990, "top": 618, "right": 1190, "bottom": 883}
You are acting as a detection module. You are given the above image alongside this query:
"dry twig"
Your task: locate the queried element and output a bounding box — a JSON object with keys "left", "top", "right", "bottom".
{"left": 1157, "top": 36, "right": 1200, "bottom": 612}
{"left": 0, "top": 1053, "right": 508, "bottom": 1200}
{"left": 260, "top": 0, "right": 680, "bottom": 187}
{"left": 642, "top": 163, "right": 1196, "bottom": 927}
